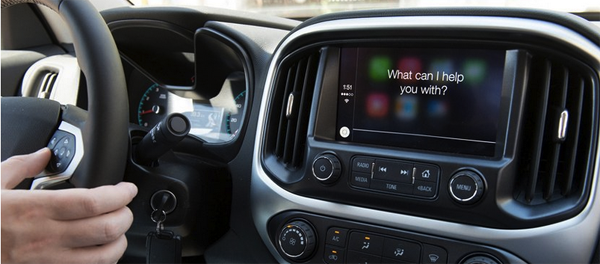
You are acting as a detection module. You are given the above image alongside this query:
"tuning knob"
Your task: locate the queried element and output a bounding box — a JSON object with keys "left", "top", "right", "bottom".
{"left": 278, "top": 220, "right": 317, "bottom": 261}
{"left": 312, "top": 153, "right": 342, "bottom": 184}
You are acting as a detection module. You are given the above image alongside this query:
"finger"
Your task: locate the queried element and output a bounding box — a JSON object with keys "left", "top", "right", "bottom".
{"left": 59, "top": 234, "right": 128, "bottom": 264}
{"left": 39, "top": 182, "right": 138, "bottom": 220}
{"left": 58, "top": 206, "right": 133, "bottom": 248}
{"left": 1, "top": 148, "right": 51, "bottom": 189}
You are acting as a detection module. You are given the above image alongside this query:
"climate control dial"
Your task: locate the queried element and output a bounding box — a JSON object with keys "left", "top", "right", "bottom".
{"left": 278, "top": 220, "right": 317, "bottom": 261}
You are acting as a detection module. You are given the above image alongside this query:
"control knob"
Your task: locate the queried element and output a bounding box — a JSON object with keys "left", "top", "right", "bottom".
{"left": 461, "top": 254, "right": 502, "bottom": 264}
{"left": 312, "top": 153, "right": 341, "bottom": 184}
{"left": 278, "top": 220, "right": 316, "bottom": 261}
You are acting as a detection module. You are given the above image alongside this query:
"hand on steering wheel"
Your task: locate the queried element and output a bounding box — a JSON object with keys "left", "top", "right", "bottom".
{"left": 1, "top": 148, "right": 138, "bottom": 263}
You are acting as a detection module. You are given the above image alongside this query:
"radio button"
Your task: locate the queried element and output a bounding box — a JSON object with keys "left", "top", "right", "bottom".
{"left": 352, "top": 157, "right": 374, "bottom": 173}
{"left": 373, "top": 160, "right": 412, "bottom": 183}
{"left": 414, "top": 164, "right": 439, "bottom": 182}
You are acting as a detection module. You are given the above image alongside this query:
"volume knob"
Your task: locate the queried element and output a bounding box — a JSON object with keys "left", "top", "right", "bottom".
{"left": 312, "top": 154, "right": 342, "bottom": 184}
{"left": 278, "top": 220, "right": 317, "bottom": 261}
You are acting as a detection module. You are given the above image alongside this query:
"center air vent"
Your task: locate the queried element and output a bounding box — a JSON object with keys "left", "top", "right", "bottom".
{"left": 264, "top": 49, "right": 321, "bottom": 178}
{"left": 515, "top": 53, "right": 597, "bottom": 208}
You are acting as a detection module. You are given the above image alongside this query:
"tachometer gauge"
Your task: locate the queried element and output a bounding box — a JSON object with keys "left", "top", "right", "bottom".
{"left": 138, "top": 84, "right": 168, "bottom": 127}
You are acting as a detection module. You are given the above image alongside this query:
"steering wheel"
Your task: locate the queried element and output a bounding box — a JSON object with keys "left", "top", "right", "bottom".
{"left": 1, "top": 0, "right": 128, "bottom": 188}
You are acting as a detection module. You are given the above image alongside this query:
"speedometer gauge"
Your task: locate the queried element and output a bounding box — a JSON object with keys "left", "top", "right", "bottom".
{"left": 136, "top": 73, "right": 246, "bottom": 143}
{"left": 226, "top": 90, "right": 246, "bottom": 137}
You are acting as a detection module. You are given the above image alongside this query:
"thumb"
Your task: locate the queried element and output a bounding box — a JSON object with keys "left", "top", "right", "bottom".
{"left": 1, "top": 148, "right": 51, "bottom": 189}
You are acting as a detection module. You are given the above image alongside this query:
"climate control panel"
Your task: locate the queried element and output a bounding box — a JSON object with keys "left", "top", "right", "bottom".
{"left": 269, "top": 211, "right": 520, "bottom": 264}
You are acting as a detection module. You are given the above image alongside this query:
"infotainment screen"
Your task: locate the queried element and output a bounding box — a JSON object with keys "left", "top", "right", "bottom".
{"left": 336, "top": 47, "right": 506, "bottom": 156}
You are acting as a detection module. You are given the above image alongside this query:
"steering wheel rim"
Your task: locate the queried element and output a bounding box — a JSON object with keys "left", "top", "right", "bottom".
{"left": 1, "top": 0, "right": 129, "bottom": 188}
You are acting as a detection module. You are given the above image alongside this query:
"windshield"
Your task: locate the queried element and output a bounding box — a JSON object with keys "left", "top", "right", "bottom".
{"left": 130, "top": 0, "right": 600, "bottom": 19}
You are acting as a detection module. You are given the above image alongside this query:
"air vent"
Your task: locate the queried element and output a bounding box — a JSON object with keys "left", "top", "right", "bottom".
{"left": 36, "top": 71, "right": 58, "bottom": 99}
{"left": 516, "top": 54, "right": 596, "bottom": 206}
{"left": 265, "top": 50, "right": 321, "bottom": 170}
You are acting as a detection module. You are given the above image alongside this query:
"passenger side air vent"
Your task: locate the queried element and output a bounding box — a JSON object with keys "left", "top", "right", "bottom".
{"left": 265, "top": 50, "right": 321, "bottom": 171}
{"left": 516, "top": 53, "right": 596, "bottom": 206}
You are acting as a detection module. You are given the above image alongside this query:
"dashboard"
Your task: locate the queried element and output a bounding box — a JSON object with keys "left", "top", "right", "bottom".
{"left": 105, "top": 7, "right": 600, "bottom": 264}
{"left": 3, "top": 2, "right": 600, "bottom": 264}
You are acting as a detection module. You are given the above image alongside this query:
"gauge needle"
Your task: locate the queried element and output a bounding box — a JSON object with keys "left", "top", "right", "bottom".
{"left": 139, "top": 109, "right": 154, "bottom": 115}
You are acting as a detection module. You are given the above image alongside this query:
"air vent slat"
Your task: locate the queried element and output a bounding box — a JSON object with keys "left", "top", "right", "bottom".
{"left": 560, "top": 77, "right": 585, "bottom": 196}
{"left": 282, "top": 59, "right": 308, "bottom": 163}
{"left": 275, "top": 66, "right": 297, "bottom": 158}
{"left": 542, "top": 65, "right": 569, "bottom": 201}
{"left": 291, "top": 54, "right": 319, "bottom": 167}
{"left": 525, "top": 59, "right": 552, "bottom": 203}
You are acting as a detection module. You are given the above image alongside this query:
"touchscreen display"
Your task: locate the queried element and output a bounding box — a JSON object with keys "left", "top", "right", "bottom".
{"left": 336, "top": 47, "right": 506, "bottom": 156}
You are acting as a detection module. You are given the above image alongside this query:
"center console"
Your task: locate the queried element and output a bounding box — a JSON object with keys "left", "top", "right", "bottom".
{"left": 254, "top": 12, "right": 599, "bottom": 264}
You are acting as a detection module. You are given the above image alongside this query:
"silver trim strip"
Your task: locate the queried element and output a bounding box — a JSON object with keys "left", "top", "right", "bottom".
{"left": 253, "top": 16, "right": 600, "bottom": 264}
{"left": 32, "top": 122, "right": 85, "bottom": 190}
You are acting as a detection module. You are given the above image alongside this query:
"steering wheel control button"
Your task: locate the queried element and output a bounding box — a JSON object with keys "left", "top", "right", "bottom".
{"left": 278, "top": 220, "right": 316, "bottom": 261}
{"left": 324, "top": 246, "right": 345, "bottom": 264}
{"left": 326, "top": 227, "right": 348, "bottom": 247}
{"left": 449, "top": 170, "right": 485, "bottom": 204}
{"left": 348, "top": 232, "right": 384, "bottom": 255}
{"left": 373, "top": 160, "right": 413, "bottom": 183}
{"left": 312, "top": 154, "right": 341, "bottom": 184}
{"left": 422, "top": 244, "right": 448, "bottom": 264}
{"left": 382, "top": 238, "right": 421, "bottom": 263}
{"left": 46, "top": 131, "right": 76, "bottom": 173}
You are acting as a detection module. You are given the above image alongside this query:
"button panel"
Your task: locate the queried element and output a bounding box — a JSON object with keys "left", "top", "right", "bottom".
{"left": 349, "top": 156, "right": 440, "bottom": 199}
{"left": 324, "top": 228, "right": 448, "bottom": 264}
{"left": 46, "top": 130, "right": 77, "bottom": 173}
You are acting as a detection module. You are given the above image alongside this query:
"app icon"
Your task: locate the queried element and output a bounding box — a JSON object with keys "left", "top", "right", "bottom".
{"left": 396, "top": 95, "right": 418, "bottom": 120}
{"left": 462, "top": 59, "right": 487, "bottom": 85}
{"left": 397, "top": 57, "right": 422, "bottom": 83}
{"left": 366, "top": 93, "right": 390, "bottom": 118}
{"left": 427, "top": 100, "right": 448, "bottom": 118}
{"left": 369, "top": 56, "right": 393, "bottom": 82}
